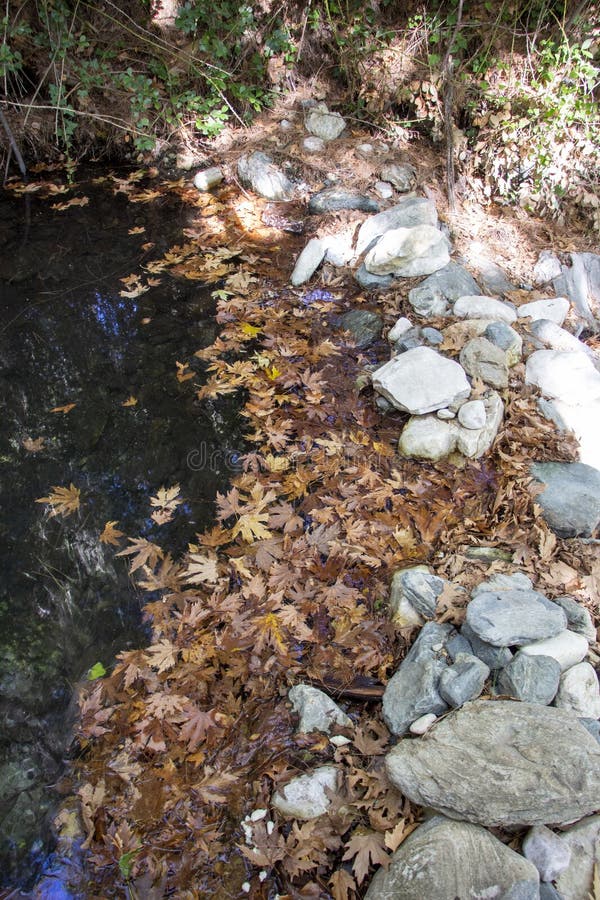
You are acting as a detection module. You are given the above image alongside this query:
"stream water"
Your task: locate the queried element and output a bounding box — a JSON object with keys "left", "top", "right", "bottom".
{"left": 0, "top": 172, "right": 244, "bottom": 888}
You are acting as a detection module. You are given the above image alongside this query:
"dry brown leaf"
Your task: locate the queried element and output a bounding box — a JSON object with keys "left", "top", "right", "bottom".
{"left": 22, "top": 436, "right": 45, "bottom": 452}
{"left": 100, "top": 521, "right": 125, "bottom": 546}
{"left": 51, "top": 402, "right": 76, "bottom": 414}
{"left": 36, "top": 484, "right": 80, "bottom": 517}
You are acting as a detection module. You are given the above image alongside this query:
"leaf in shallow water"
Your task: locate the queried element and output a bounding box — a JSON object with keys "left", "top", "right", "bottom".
{"left": 116, "top": 537, "right": 163, "bottom": 573}
{"left": 87, "top": 662, "right": 107, "bottom": 680}
{"left": 50, "top": 402, "right": 76, "bottom": 414}
{"left": 99, "top": 520, "right": 125, "bottom": 546}
{"left": 183, "top": 552, "right": 220, "bottom": 584}
{"left": 150, "top": 484, "right": 183, "bottom": 524}
{"left": 22, "top": 436, "right": 45, "bottom": 452}
{"left": 122, "top": 395, "right": 138, "bottom": 407}
{"left": 36, "top": 483, "right": 80, "bottom": 517}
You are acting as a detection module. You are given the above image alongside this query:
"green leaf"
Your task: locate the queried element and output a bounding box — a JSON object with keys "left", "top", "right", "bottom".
{"left": 87, "top": 661, "right": 106, "bottom": 680}
{"left": 118, "top": 846, "right": 141, "bottom": 880}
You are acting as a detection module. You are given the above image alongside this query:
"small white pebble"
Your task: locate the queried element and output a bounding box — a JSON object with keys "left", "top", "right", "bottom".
{"left": 432, "top": 642, "right": 443, "bottom": 652}
{"left": 266, "top": 820, "right": 275, "bottom": 835}
{"left": 242, "top": 883, "right": 251, "bottom": 893}
{"left": 330, "top": 735, "right": 352, "bottom": 747}
{"left": 259, "top": 871, "right": 267, "bottom": 882}
{"left": 250, "top": 808, "right": 267, "bottom": 821}
{"left": 410, "top": 713, "right": 438, "bottom": 735}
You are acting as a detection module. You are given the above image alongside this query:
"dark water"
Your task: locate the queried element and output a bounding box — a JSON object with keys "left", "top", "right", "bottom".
{"left": 0, "top": 174, "right": 244, "bottom": 888}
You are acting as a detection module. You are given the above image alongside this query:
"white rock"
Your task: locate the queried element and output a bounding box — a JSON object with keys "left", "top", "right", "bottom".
{"left": 529, "top": 319, "right": 598, "bottom": 361}
{"left": 272, "top": 766, "right": 339, "bottom": 819}
{"left": 520, "top": 630, "right": 589, "bottom": 672}
{"left": 399, "top": 415, "right": 458, "bottom": 461}
{"left": 356, "top": 143, "right": 375, "bottom": 156}
{"left": 356, "top": 198, "right": 438, "bottom": 255}
{"left": 533, "top": 250, "right": 562, "bottom": 284}
{"left": 305, "top": 103, "right": 346, "bottom": 141}
{"left": 437, "top": 408, "right": 456, "bottom": 420}
{"left": 455, "top": 391, "right": 504, "bottom": 459}
{"left": 193, "top": 166, "right": 223, "bottom": 191}
{"left": 290, "top": 238, "right": 326, "bottom": 286}
{"left": 525, "top": 350, "right": 600, "bottom": 406}
{"left": 302, "top": 136, "right": 325, "bottom": 153}
{"left": 453, "top": 295, "right": 517, "bottom": 323}
{"left": 372, "top": 347, "right": 470, "bottom": 415}
{"left": 522, "top": 825, "right": 571, "bottom": 882}
{"left": 458, "top": 400, "right": 487, "bottom": 430}
{"left": 379, "top": 163, "right": 416, "bottom": 192}
{"left": 388, "top": 317, "right": 413, "bottom": 342}
{"left": 517, "top": 297, "right": 570, "bottom": 325}
{"left": 364, "top": 225, "right": 450, "bottom": 278}
{"left": 323, "top": 231, "right": 354, "bottom": 267}
{"left": 374, "top": 181, "right": 393, "bottom": 199}
{"left": 288, "top": 684, "right": 352, "bottom": 734}
{"left": 554, "top": 662, "right": 600, "bottom": 718}
{"left": 409, "top": 713, "right": 437, "bottom": 734}
{"left": 538, "top": 396, "right": 600, "bottom": 471}
{"left": 330, "top": 735, "right": 352, "bottom": 747}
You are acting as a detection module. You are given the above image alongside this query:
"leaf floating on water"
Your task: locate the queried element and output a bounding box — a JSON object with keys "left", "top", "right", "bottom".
{"left": 122, "top": 395, "right": 138, "bottom": 407}
{"left": 99, "top": 521, "right": 125, "bottom": 546}
{"left": 36, "top": 483, "right": 81, "bottom": 517}
{"left": 22, "top": 436, "right": 45, "bottom": 452}
{"left": 150, "top": 484, "right": 183, "bottom": 524}
{"left": 87, "top": 661, "right": 107, "bottom": 680}
{"left": 175, "top": 361, "right": 194, "bottom": 383}
{"left": 51, "top": 402, "right": 76, "bottom": 414}
{"left": 128, "top": 226, "right": 146, "bottom": 235}
{"left": 240, "top": 322, "right": 261, "bottom": 337}
{"left": 183, "top": 551, "right": 220, "bottom": 584}
{"left": 51, "top": 196, "right": 90, "bottom": 210}
{"left": 116, "top": 537, "right": 164, "bottom": 573}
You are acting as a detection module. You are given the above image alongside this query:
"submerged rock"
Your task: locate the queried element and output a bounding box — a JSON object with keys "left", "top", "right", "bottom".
{"left": 272, "top": 766, "right": 339, "bottom": 819}
{"left": 385, "top": 700, "right": 600, "bottom": 827}
{"left": 365, "top": 816, "right": 540, "bottom": 900}
{"left": 288, "top": 684, "right": 352, "bottom": 734}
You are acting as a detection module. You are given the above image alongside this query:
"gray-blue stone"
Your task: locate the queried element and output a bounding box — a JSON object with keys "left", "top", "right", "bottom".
{"left": 579, "top": 718, "right": 600, "bottom": 743}
{"left": 446, "top": 632, "right": 473, "bottom": 661}
{"left": 466, "top": 589, "right": 567, "bottom": 647}
{"left": 550, "top": 595, "right": 596, "bottom": 642}
{"left": 461, "top": 622, "right": 513, "bottom": 670}
{"left": 354, "top": 263, "right": 393, "bottom": 290}
{"left": 408, "top": 261, "right": 480, "bottom": 317}
{"left": 309, "top": 188, "right": 379, "bottom": 214}
{"left": 422, "top": 326, "right": 444, "bottom": 345}
{"left": 439, "top": 653, "right": 489, "bottom": 707}
{"left": 338, "top": 310, "right": 383, "bottom": 349}
{"left": 495, "top": 652, "right": 561, "bottom": 705}
{"left": 531, "top": 462, "right": 600, "bottom": 539}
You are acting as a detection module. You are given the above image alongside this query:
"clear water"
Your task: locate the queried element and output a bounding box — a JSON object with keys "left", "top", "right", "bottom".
{"left": 0, "top": 173, "right": 244, "bottom": 887}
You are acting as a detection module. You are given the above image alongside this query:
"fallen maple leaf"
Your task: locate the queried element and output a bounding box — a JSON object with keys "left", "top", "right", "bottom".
{"left": 51, "top": 402, "right": 76, "bottom": 414}
{"left": 22, "top": 436, "right": 45, "bottom": 452}
{"left": 342, "top": 830, "right": 389, "bottom": 884}
{"left": 36, "top": 484, "right": 81, "bottom": 517}
{"left": 51, "top": 196, "right": 89, "bottom": 210}
{"left": 128, "top": 226, "right": 146, "bottom": 234}
{"left": 122, "top": 395, "right": 138, "bottom": 407}
{"left": 329, "top": 869, "right": 357, "bottom": 900}
{"left": 176, "top": 361, "right": 195, "bottom": 382}
{"left": 145, "top": 639, "right": 178, "bottom": 674}
{"left": 150, "top": 484, "right": 183, "bottom": 524}
{"left": 183, "top": 552, "right": 220, "bottom": 584}
{"left": 116, "top": 537, "right": 164, "bottom": 573}
{"left": 100, "top": 521, "right": 125, "bottom": 546}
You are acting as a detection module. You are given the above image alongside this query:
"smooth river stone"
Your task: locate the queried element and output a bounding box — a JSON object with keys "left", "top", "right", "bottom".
{"left": 364, "top": 817, "right": 540, "bottom": 900}
{"left": 385, "top": 700, "right": 600, "bottom": 827}
{"left": 466, "top": 589, "right": 567, "bottom": 647}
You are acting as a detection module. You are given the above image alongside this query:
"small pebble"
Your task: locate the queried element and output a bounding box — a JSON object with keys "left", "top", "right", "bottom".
{"left": 410, "top": 713, "right": 437, "bottom": 735}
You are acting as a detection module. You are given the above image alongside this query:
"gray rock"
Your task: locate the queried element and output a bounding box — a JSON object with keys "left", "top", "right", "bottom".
{"left": 193, "top": 166, "right": 224, "bottom": 191}
{"left": 308, "top": 188, "right": 379, "bottom": 214}
{"left": 374, "top": 180, "right": 393, "bottom": 199}
{"left": 461, "top": 622, "right": 513, "bottom": 670}
{"left": 389, "top": 566, "right": 446, "bottom": 627}
{"left": 454, "top": 295, "right": 517, "bottom": 323}
{"left": 458, "top": 399, "right": 487, "bottom": 429}
{"left": 455, "top": 390, "right": 504, "bottom": 458}
{"left": 579, "top": 718, "right": 600, "bottom": 742}
{"left": 272, "top": 765, "right": 339, "bottom": 819}
{"left": 446, "top": 632, "right": 473, "bottom": 661}
{"left": 408, "top": 261, "right": 480, "bottom": 318}
{"left": 484, "top": 321, "right": 523, "bottom": 366}
{"left": 533, "top": 250, "right": 562, "bottom": 285}
{"left": 290, "top": 238, "right": 326, "bottom": 286}
{"left": 555, "top": 815, "right": 600, "bottom": 900}
{"left": 364, "top": 225, "right": 450, "bottom": 278}
{"left": 525, "top": 350, "right": 600, "bottom": 405}
{"left": 530, "top": 462, "right": 600, "bottom": 538}
{"left": 554, "top": 662, "right": 600, "bottom": 719}
{"left": 538, "top": 394, "right": 600, "bottom": 472}
{"left": 339, "top": 310, "right": 383, "bottom": 349}
{"left": 364, "top": 816, "right": 540, "bottom": 900}
{"left": 523, "top": 825, "right": 571, "bottom": 883}
{"left": 439, "top": 652, "right": 489, "bottom": 707}
{"left": 466, "top": 589, "right": 567, "bottom": 647}
{"left": 303, "top": 136, "right": 325, "bottom": 153}
{"left": 393, "top": 325, "right": 423, "bottom": 353}
{"left": 496, "top": 652, "right": 561, "bottom": 704}
{"left": 421, "top": 326, "right": 444, "bottom": 346}
{"left": 237, "top": 151, "right": 294, "bottom": 200}
{"left": 382, "top": 622, "right": 453, "bottom": 735}
{"left": 472, "top": 572, "right": 534, "bottom": 596}
{"left": 518, "top": 297, "right": 570, "bottom": 325}
{"left": 372, "top": 347, "right": 470, "bottom": 415}
{"left": 288, "top": 684, "right": 352, "bottom": 734}
{"left": 520, "top": 630, "right": 589, "bottom": 671}
{"left": 304, "top": 103, "right": 346, "bottom": 141}
{"left": 552, "top": 251, "right": 600, "bottom": 324}
{"left": 385, "top": 700, "right": 600, "bottom": 827}
{"left": 379, "top": 163, "right": 417, "bottom": 192}
{"left": 539, "top": 884, "right": 564, "bottom": 900}
{"left": 550, "top": 596, "right": 596, "bottom": 643}
{"left": 356, "top": 198, "right": 438, "bottom": 255}
{"left": 476, "top": 258, "right": 517, "bottom": 296}
{"left": 354, "top": 263, "right": 393, "bottom": 290}
{"left": 460, "top": 336, "right": 509, "bottom": 389}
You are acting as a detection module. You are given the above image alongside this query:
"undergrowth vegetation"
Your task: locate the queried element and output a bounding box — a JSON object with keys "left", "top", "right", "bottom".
{"left": 1, "top": 0, "right": 598, "bottom": 227}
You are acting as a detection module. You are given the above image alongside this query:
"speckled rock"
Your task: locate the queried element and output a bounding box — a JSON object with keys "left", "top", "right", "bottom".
{"left": 272, "top": 766, "right": 339, "bottom": 819}
{"left": 379, "top": 163, "right": 417, "bottom": 192}
{"left": 288, "top": 684, "right": 352, "bottom": 734}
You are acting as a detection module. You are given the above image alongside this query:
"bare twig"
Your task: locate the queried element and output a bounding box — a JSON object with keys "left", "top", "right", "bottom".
{"left": 0, "top": 105, "right": 27, "bottom": 181}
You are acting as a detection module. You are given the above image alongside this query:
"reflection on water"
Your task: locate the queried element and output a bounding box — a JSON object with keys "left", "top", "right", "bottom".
{"left": 0, "top": 174, "right": 244, "bottom": 888}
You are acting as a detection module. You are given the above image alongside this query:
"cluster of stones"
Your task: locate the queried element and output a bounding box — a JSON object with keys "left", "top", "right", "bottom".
{"left": 268, "top": 568, "right": 600, "bottom": 898}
